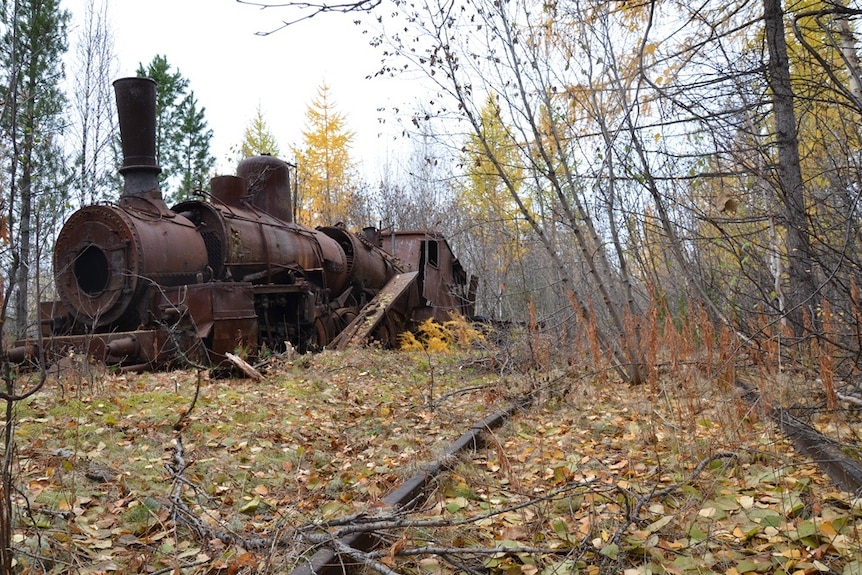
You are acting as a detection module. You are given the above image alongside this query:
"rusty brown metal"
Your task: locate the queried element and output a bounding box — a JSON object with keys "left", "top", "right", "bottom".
{"left": 382, "top": 231, "right": 476, "bottom": 322}
{"left": 12, "top": 282, "right": 258, "bottom": 370}
{"left": 236, "top": 155, "right": 294, "bottom": 223}
{"left": 172, "top": 197, "right": 350, "bottom": 294}
{"left": 288, "top": 400, "right": 529, "bottom": 575}
{"left": 105, "top": 336, "right": 139, "bottom": 358}
{"left": 331, "top": 271, "right": 419, "bottom": 349}
{"left": 165, "top": 283, "right": 258, "bottom": 362}
{"left": 209, "top": 174, "right": 248, "bottom": 208}
{"left": 9, "top": 76, "right": 478, "bottom": 371}
{"left": 50, "top": 78, "right": 211, "bottom": 331}
{"left": 18, "top": 330, "right": 164, "bottom": 367}
{"left": 319, "top": 225, "right": 401, "bottom": 293}
{"left": 39, "top": 301, "right": 66, "bottom": 337}
{"left": 113, "top": 77, "right": 166, "bottom": 211}
{"left": 6, "top": 343, "right": 38, "bottom": 364}
{"left": 53, "top": 204, "right": 210, "bottom": 328}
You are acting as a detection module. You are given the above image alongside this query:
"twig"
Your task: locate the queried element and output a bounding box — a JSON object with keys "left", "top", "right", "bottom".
{"left": 370, "top": 545, "right": 572, "bottom": 558}
{"left": 611, "top": 452, "right": 738, "bottom": 546}
{"left": 149, "top": 557, "right": 212, "bottom": 575}
{"left": 226, "top": 352, "right": 264, "bottom": 381}
{"left": 305, "top": 478, "right": 611, "bottom": 540}
{"left": 837, "top": 392, "right": 862, "bottom": 407}
{"left": 425, "top": 383, "right": 498, "bottom": 408}
{"left": 173, "top": 370, "right": 203, "bottom": 431}
{"left": 163, "top": 438, "right": 300, "bottom": 551}
{"left": 329, "top": 538, "right": 404, "bottom": 575}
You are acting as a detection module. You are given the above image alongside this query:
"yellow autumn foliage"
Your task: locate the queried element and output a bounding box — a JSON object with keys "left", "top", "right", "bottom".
{"left": 291, "top": 82, "right": 357, "bottom": 228}
{"left": 399, "top": 316, "right": 485, "bottom": 352}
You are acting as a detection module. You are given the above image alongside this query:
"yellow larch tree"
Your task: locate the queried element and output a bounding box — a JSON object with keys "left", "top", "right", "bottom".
{"left": 291, "top": 83, "right": 357, "bottom": 227}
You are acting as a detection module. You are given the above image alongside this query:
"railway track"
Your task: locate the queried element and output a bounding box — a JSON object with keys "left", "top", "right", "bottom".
{"left": 736, "top": 378, "right": 862, "bottom": 493}
{"left": 11, "top": 349, "right": 862, "bottom": 574}
{"left": 274, "top": 375, "right": 862, "bottom": 575}
{"left": 289, "top": 396, "right": 533, "bottom": 575}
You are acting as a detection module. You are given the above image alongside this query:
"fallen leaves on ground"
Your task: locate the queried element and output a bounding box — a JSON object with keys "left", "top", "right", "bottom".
{"left": 5, "top": 346, "right": 862, "bottom": 574}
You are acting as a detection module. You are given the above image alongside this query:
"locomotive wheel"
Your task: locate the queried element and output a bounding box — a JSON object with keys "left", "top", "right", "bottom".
{"left": 372, "top": 315, "right": 399, "bottom": 349}
{"left": 334, "top": 308, "right": 358, "bottom": 332}
{"left": 310, "top": 317, "right": 331, "bottom": 351}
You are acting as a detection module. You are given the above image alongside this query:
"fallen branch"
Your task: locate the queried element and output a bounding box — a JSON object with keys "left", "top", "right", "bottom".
{"left": 329, "top": 538, "right": 403, "bottom": 575}
{"left": 226, "top": 352, "right": 264, "bottom": 381}
{"left": 837, "top": 392, "right": 862, "bottom": 407}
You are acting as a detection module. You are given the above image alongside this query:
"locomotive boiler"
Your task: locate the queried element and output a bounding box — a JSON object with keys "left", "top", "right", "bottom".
{"left": 9, "top": 77, "right": 476, "bottom": 370}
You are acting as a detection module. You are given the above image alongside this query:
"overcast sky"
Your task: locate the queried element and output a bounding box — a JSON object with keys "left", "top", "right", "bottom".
{"left": 63, "top": 0, "right": 417, "bottom": 178}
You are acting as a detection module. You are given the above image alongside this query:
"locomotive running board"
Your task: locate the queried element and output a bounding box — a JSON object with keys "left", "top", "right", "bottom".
{"left": 330, "top": 271, "right": 419, "bottom": 350}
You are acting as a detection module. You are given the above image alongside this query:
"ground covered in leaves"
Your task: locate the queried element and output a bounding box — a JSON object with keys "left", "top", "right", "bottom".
{"left": 6, "top": 337, "right": 862, "bottom": 575}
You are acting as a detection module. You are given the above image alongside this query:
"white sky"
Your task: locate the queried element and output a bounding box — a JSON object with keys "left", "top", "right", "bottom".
{"left": 63, "top": 0, "right": 417, "bottom": 179}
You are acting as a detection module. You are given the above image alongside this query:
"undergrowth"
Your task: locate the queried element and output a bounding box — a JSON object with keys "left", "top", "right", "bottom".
{"left": 1, "top": 310, "right": 860, "bottom": 574}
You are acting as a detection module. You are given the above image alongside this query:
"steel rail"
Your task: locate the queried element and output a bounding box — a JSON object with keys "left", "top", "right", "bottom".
{"left": 290, "top": 395, "right": 533, "bottom": 575}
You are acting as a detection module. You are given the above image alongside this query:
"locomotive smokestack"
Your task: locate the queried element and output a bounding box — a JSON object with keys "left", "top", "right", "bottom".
{"left": 113, "top": 77, "right": 164, "bottom": 207}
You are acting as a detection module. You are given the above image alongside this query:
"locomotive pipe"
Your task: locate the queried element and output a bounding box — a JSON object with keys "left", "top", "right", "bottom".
{"left": 113, "top": 77, "right": 165, "bottom": 209}
{"left": 106, "top": 336, "right": 140, "bottom": 359}
{"left": 7, "top": 343, "right": 38, "bottom": 364}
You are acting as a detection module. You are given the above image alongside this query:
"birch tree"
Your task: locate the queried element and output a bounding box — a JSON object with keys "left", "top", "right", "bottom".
{"left": 454, "top": 93, "right": 530, "bottom": 319}
{"left": 254, "top": 0, "right": 862, "bottom": 375}
{"left": 69, "top": 0, "right": 117, "bottom": 208}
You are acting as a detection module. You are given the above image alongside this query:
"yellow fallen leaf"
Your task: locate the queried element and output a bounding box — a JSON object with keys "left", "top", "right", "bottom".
{"left": 239, "top": 496, "right": 260, "bottom": 514}
{"left": 818, "top": 521, "right": 837, "bottom": 538}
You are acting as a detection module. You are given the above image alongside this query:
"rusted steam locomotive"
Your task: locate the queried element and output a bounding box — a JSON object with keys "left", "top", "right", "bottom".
{"left": 9, "top": 77, "right": 476, "bottom": 370}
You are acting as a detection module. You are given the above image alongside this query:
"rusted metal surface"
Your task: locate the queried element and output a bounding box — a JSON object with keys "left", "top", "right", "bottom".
{"left": 10, "top": 330, "right": 164, "bottom": 368}
{"left": 208, "top": 174, "right": 248, "bottom": 208}
{"left": 237, "top": 154, "right": 294, "bottom": 223}
{"left": 53, "top": 204, "right": 209, "bottom": 329}
{"left": 39, "top": 301, "right": 66, "bottom": 337}
{"left": 736, "top": 379, "right": 862, "bottom": 494}
{"left": 173, "top": 187, "right": 351, "bottom": 292}
{"left": 382, "top": 231, "right": 477, "bottom": 321}
{"left": 163, "top": 283, "right": 258, "bottom": 364}
{"left": 113, "top": 77, "right": 163, "bottom": 208}
{"left": 331, "top": 272, "right": 419, "bottom": 350}
{"left": 6, "top": 343, "right": 37, "bottom": 364}
{"left": 319, "top": 225, "right": 401, "bottom": 293}
{"left": 9, "top": 77, "right": 478, "bottom": 370}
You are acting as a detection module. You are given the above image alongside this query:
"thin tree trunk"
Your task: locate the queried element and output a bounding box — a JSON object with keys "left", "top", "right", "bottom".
{"left": 14, "top": 164, "right": 30, "bottom": 339}
{"left": 763, "top": 0, "right": 820, "bottom": 338}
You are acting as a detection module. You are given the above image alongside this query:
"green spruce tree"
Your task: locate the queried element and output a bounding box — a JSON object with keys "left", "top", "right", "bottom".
{"left": 176, "top": 90, "right": 215, "bottom": 200}
{"left": 136, "top": 55, "right": 213, "bottom": 203}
